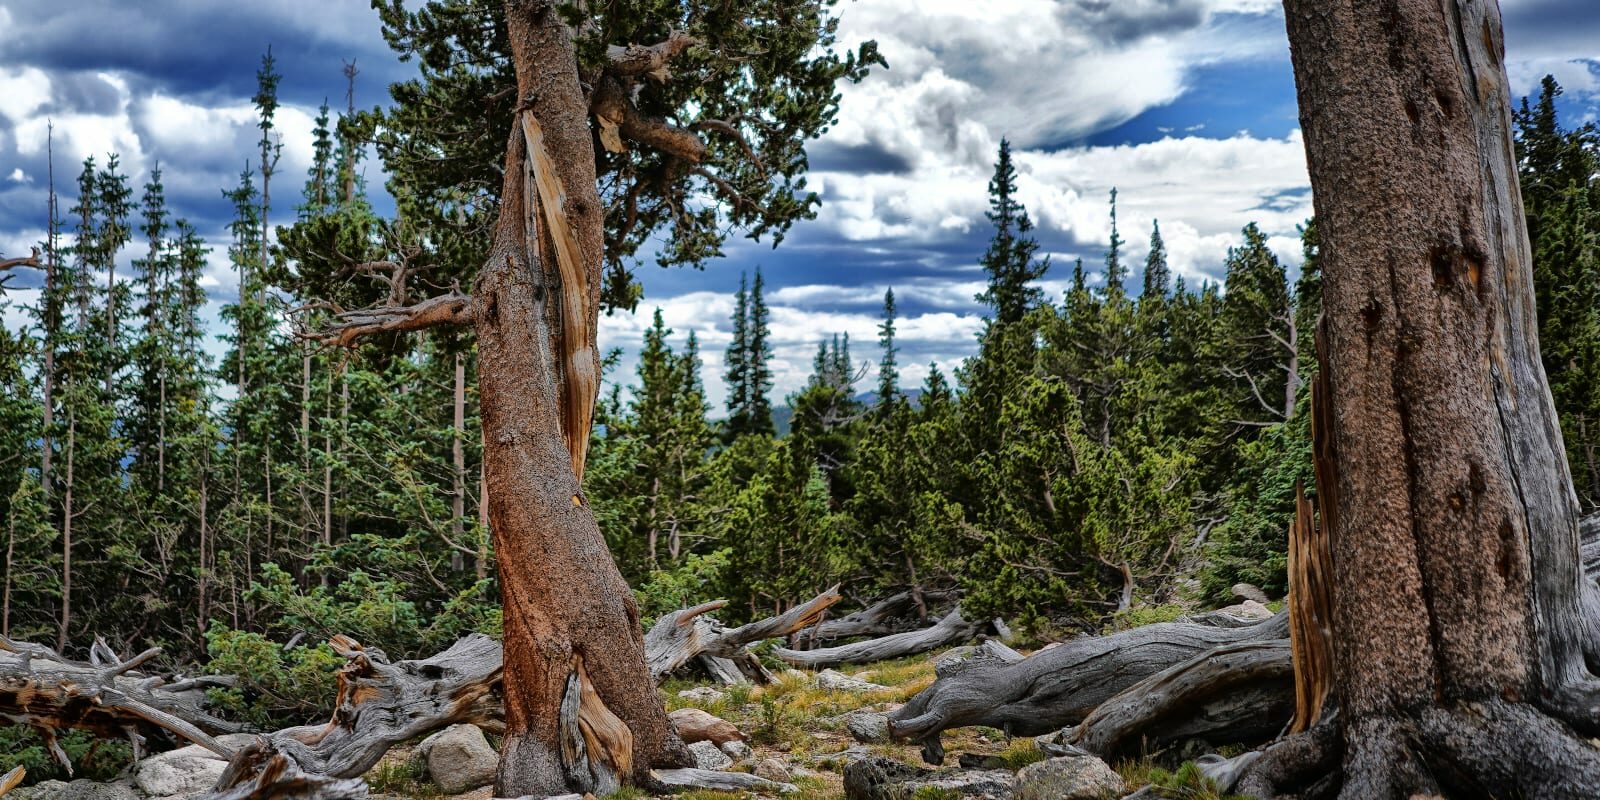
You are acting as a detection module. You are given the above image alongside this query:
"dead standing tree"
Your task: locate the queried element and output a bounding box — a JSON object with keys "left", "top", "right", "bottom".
{"left": 1224, "top": 0, "right": 1600, "bottom": 794}
{"left": 287, "top": 2, "right": 878, "bottom": 795}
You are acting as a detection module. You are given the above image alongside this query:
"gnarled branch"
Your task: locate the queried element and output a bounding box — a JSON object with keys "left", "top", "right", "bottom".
{"left": 299, "top": 291, "right": 475, "bottom": 348}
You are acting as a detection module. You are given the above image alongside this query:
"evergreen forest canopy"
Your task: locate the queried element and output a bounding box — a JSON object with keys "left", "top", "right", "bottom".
{"left": 1, "top": 8, "right": 1599, "bottom": 788}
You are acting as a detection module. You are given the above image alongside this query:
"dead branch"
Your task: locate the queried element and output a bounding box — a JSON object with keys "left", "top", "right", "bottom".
{"left": 605, "top": 31, "right": 698, "bottom": 79}
{"left": 644, "top": 587, "right": 843, "bottom": 683}
{"left": 772, "top": 606, "right": 989, "bottom": 669}
{"left": 300, "top": 291, "right": 475, "bottom": 348}
{"left": 0, "top": 636, "right": 242, "bottom": 774}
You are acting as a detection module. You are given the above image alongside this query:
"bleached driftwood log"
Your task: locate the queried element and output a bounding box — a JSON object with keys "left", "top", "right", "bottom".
{"left": 772, "top": 605, "right": 991, "bottom": 669}
{"left": 0, "top": 636, "right": 242, "bottom": 771}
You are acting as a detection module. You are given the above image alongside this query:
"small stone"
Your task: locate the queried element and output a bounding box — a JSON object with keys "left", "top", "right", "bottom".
{"left": 689, "top": 739, "right": 734, "bottom": 771}
{"left": 818, "top": 668, "right": 888, "bottom": 692}
{"left": 755, "top": 757, "right": 793, "bottom": 783}
{"left": 677, "top": 686, "right": 727, "bottom": 703}
{"left": 1014, "top": 753, "right": 1126, "bottom": 800}
{"left": 1231, "top": 582, "right": 1269, "bottom": 604}
{"left": 720, "top": 739, "right": 753, "bottom": 760}
{"left": 669, "top": 706, "right": 744, "bottom": 745}
{"left": 419, "top": 723, "right": 498, "bottom": 794}
{"left": 847, "top": 710, "right": 890, "bottom": 743}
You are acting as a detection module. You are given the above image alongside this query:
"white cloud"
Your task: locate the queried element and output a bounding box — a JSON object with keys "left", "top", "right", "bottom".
{"left": 7, "top": 168, "right": 29, "bottom": 184}
{"left": 0, "top": 66, "right": 52, "bottom": 123}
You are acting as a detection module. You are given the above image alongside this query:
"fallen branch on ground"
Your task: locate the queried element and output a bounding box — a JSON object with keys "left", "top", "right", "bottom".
{"left": 773, "top": 605, "right": 993, "bottom": 669}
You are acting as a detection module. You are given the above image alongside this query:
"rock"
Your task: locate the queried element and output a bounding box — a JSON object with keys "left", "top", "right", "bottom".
{"left": 720, "top": 739, "right": 753, "bottom": 760}
{"left": 784, "top": 669, "right": 809, "bottom": 681}
{"left": 1230, "top": 582, "right": 1269, "bottom": 604}
{"left": 669, "top": 706, "right": 744, "bottom": 745}
{"left": 843, "top": 756, "right": 1014, "bottom": 800}
{"left": 13, "top": 779, "right": 141, "bottom": 800}
{"left": 677, "top": 686, "right": 726, "bottom": 703}
{"left": 134, "top": 733, "right": 259, "bottom": 798}
{"left": 1014, "top": 753, "right": 1126, "bottom": 800}
{"left": 818, "top": 668, "right": 888, "bottom": 692}
{"left": 418, "top": 723, "right": 498, "bottom": 794}
{"left": 689, "top": 739, "right": 734, "bottom": 771}
{"left": 812, "top": 744, "right": 874, "bottom": 769}
{"left": 444, "top": 788, "right": 493, "bottom": 800}
{"left": 847, "top": 710, "right": 890, "bottom": 743}
{"left": 755, "top": 757, "right": 793, "bottom": 783}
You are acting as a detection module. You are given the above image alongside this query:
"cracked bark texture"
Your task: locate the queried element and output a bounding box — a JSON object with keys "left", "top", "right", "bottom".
{"left": 1268, "top": 0, "right": 1600, "bottom": 794}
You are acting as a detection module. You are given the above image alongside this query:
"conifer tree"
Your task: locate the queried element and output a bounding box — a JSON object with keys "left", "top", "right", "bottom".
{"left": 1143, "top": 220, "right": 1169, "bottom": 299}
{"left": 975, "top": 140, "right": 1047, "bottom": 324}
{"left": 876, "top": 288, "right": 899, "bottom": 408}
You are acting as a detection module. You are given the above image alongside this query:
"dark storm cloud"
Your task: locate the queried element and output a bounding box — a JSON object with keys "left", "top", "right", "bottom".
{"left": 0, "top": 0, "right": 407, "bottom": 108}
{"left": 808, "top": 141, "right": 915, "bottom": 175}
{"left": 48, "top": 71, "right": 124, "bottom": 116}
{"left": 1064, "top": 0, "right": 1208, "bottom": 45}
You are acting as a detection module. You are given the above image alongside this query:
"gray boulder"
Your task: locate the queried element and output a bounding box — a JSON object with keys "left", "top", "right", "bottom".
{"left": 818, "top": 669, "right": 887, "bottom": 692}
{"left": 1230, "top": 583, "right": 1269, "bottom": 604}
{"left": 846, "top": 710, "right": 890, "bottom": 743}
{"left": 1014, "top": 753, "right": 1126, "bottom": 800}
{"left": 134, "top": 733, "right": 259, "bottom": 799}
{"left": 719, "top": 739, "right": 753, "bottom": 761}
{"left": 418, "top": 723, "right": 498, "bottom": 794}
{"left": 688, "top": 739, "right": 734, "bottom": 771}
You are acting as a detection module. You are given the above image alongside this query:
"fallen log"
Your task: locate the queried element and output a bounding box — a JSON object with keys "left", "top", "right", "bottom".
{"left": 1068, "top": 639, "right": 1294, "bottom": 760}
{"left": 886, "top": 612, "right": 1289, "bottom": 764}
{"left": 210, "top": 634, "right": 501, "bottom": 795}
{"left": 643, "top": 587, "right": 842, "bottom": 683}
{"left": 199, "top": 751, "right": 370, "bottom": 800}
{"left": 0, "top": 636, "right": 243, "bottom": 772}
{"left": 772, "top": 606, "right": 989, "bottom": 669}
{"left": 790, "top": 589, "right": 959, "bottom": 648}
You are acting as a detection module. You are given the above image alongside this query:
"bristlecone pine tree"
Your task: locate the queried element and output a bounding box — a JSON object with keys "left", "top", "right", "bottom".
{"left": 305, "top": 1, "right": 879, "bottom": 795}
{"left": 1237, "top": 0, "right": 1600, "bottom": 795}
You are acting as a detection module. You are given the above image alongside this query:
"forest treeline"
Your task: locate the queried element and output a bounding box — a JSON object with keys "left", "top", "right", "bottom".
{"left": 0, "top": 40, "right": 1597, "bottom": 737}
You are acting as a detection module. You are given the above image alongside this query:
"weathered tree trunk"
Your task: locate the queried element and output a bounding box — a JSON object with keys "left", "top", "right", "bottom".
{"left": 1233, "top": 0, "right": 1600, "bottom": 794}
{"left": 1069, "top": 640, "right": 1294, "bottom": 761}
{"left": 887, "top": 612, "right": 1289, "bottom": 764}
{"left": 476, "top": 4, "right": 688, "bottom": 793}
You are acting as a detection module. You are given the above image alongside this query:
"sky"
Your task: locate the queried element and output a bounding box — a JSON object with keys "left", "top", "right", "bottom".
{"left": 2, "top": 0, "right": 1598, "bottom": 409}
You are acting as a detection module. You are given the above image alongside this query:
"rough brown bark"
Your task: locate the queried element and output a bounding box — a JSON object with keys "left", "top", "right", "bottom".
{"left": 1234, "top": 0, "right": 1600, "bottom": 794}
